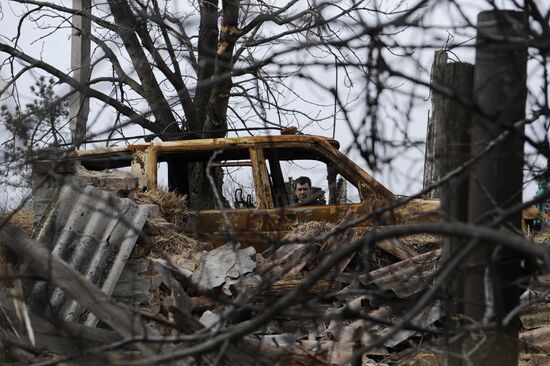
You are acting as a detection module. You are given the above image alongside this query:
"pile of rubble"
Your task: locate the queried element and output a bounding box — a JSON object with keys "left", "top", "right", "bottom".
{"left": 2, "top": 182, "right": 549, "bottom": 365}
{"left": 0, "top": 183, "right": 446, "bottom": 365}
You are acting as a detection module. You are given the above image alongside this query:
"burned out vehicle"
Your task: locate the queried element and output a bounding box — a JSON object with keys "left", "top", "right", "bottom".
{"left": 33, "top": 133, "right": 438, "bottom": 250}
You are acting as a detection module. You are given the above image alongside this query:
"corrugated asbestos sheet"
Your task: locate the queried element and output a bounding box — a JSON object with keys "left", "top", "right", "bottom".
{"left": 379, "top": 301, "right": 442, "bottom": 347}
{"left": 360, "top": 249, "right": 441, "bottom": 298}
{"left": 29, "top": 181, "right": 150, "bottom": 326}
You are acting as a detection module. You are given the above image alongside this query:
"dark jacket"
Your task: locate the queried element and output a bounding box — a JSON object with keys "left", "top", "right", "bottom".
{"left": 293, "top": 193, "right": 326, "bottom": 206}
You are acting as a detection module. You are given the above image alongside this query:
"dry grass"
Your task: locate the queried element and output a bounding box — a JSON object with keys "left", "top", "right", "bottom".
{"left": 152, "top": 232, "right": 211, "bottom": 270}
{"left": 1, "top": 208, "right": 34, "bottom": 236}
{"left": 1, "top": 208, "right": 34, "bottom": 266}
{"left": 134, "top": 231, "right": 212, "bottom": 268}
{"left": 134, "top": 189, "right": 188, "bottom": 227}
{"left": 152, "top": 232, "right": 212, "bottom": 257}
{"left": 284, "top": 221, "right": 335, "bottom": 242}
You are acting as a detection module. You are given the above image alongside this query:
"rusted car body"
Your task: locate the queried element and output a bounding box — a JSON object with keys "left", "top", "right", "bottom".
{"left": 59, "top": 134, "right": 438, "bottom": 250}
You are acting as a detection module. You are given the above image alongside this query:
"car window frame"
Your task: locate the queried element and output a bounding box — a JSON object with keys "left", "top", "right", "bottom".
{"left": 257, "top": 141, "right": 370, "bottom": 208}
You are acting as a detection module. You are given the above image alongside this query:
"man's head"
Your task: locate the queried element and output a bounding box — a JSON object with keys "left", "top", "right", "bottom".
{"left": 294, "top": 176, "right": 312, "bottom": 201}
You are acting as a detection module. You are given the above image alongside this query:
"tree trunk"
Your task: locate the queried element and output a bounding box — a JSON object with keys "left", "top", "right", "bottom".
{"left": 167, "top": 158, "right": 226, "bottom": 210}
{"left": 203, "top": 0, "right": 241, "bottom": 137}
{"left": 195, "top": 0, "right": 220, "bottom": 132}
{"left": 185, "top": 0, "right": 241, "bottom": 208}
{"left": 188, "top": 162, "right": 217, "bottom": 210}
{"left": 108, "top": 0, "right": 240, "bottom": 209}
{"left": 107, "top": 0, "right": 181, "bottom": 139}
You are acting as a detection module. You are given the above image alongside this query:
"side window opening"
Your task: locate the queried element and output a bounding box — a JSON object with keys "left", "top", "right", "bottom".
{"left": 217, "top": 161, "right": 256, "bottom": 209}
{"left": 157, "top": 149, "right": 256, "bottom": 209}
{"left": 157, "top": 161, "right": 168, "bottom": 189}
{"left": 266, "top": 153, "right": 289, "bottom": 207}
{"left": 79, "top": 153, "right": 133, "bottom": 172}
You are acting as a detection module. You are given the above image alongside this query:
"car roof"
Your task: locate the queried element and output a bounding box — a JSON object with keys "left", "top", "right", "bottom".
{"left": 73, "top": 134, "right": 340, "bottom": 157}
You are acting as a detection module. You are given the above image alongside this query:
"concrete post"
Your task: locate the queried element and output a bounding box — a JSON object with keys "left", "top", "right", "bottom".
{"left": 69, "top": 0, "right": 91, "bottom": 148}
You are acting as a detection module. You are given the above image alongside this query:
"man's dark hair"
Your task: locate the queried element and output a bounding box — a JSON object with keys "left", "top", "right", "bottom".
{"left": 295, "top": 176, "right": 312, "bottom": 188}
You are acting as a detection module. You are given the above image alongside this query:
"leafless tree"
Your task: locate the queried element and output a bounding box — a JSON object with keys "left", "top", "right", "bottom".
{"left": 1, "top": 0, "right": 431, "bottom": 209}
{"left": 2, "top": 0, "right": 550, "bottom": 365}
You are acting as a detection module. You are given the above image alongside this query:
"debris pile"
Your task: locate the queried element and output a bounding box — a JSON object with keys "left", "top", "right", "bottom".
{"left": 7, "top": 184, "right": 549, "bottom": 365}
{"left": 134, "top": 188, "right": 189, "bottom": 228}
{"left": 120, "top": 213, "right": 443, "bottom": 364}
{"left": 519, "top": 232, "right": 550, "bottom": 366}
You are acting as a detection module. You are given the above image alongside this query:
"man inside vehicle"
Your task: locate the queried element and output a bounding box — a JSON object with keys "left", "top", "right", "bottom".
{"left": 293, "top": 176, "right": 326, "bottom": 206}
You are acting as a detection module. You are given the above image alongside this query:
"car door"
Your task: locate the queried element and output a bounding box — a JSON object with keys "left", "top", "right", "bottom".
{"left": 244, "top": 142, "right": 391, "bottom": 250}
{"left": 177, "top": 145, "right": 278, "bottom": 248}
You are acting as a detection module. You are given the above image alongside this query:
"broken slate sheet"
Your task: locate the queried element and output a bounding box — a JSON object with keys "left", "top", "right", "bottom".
{"left": 28, "top": 181, "right": 150, "bottom": 326}
{"left": 191, "top": 243, "right": 259, "bottom": 294}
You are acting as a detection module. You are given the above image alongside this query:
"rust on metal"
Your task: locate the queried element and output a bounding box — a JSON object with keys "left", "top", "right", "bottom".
{"left": 250, "top": 146, "right": 273, "bottom": 209}
{"left": 394, "top": 199, "right": 440, "bottom": 224}
{"left": 59, "top": 134, "right": 536, "bottom": 254}
{"left": 131, "top": 149, "right": 148, "bottom": 188}
{"left": 144, "top": 145, "right": 157, "bottom": 190}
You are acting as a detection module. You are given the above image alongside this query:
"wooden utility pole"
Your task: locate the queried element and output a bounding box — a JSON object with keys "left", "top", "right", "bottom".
{"left": 433, "top": 59, "right": 473, "bottom": 257}
{"left": 69, "top": 0, "right": 91, "bottom": 148}
{"left": 430, "top": 55, "right": 474, "bottom": 366}
{"left": 463, "top": 10, "right": 528, "bottom": 365}
{"left": 423, "top": 50, "right": 448, "bottom": 199}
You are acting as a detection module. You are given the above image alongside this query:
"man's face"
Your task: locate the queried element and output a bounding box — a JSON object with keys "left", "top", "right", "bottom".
{"left": 295, "top": 182, "right": 312, "bottom": 201}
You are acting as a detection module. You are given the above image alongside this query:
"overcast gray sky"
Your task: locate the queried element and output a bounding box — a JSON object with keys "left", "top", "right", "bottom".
{"left": 1, "top": 0, "right": 549, "bottom": 206}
